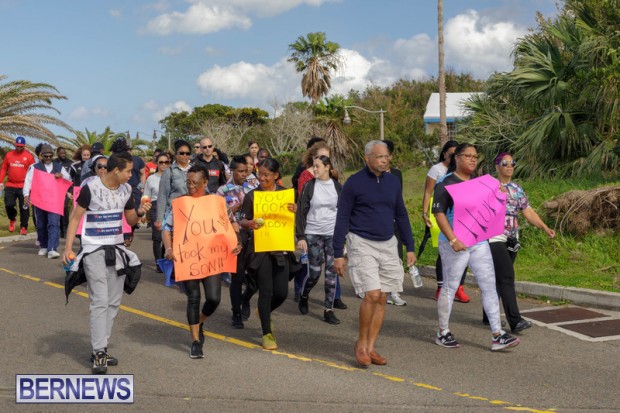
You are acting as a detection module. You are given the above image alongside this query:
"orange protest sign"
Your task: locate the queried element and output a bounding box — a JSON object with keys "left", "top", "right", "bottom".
{"left": 171, "top": 195, "right": 238, "bottom": 282}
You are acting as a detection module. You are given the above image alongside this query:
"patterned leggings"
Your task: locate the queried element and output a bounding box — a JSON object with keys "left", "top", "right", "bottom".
{"left": 301, "top": 234, "right": 337, "bottom": 309}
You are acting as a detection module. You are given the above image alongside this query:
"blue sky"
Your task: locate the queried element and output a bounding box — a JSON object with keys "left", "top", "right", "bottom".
{"left": 1, "top": 0, "right": 557, "bottom": 140}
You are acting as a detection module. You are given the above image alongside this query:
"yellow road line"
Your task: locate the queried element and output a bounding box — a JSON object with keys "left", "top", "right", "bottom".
{"left": 1, "top": 266, "right": 558, "bottom": 412}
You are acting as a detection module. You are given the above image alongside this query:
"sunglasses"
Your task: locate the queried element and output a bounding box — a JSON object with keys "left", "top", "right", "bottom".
{"left": 42, "top": 154, "right": 53, "bottom": 158}
{"left": 500, "top": 160, "right": 516, "bottom": 167}
{"left": 96, "top": 164, "right": 107, "bottom": 170}
{"left": 194, "top": 145, "right": 200, "bottom": 149}
{"left": 177, "top": 151, "right": 191, "bottom": 156}
{"left": 202, "top": 145, "right": 214, "bottom": 149}
{"left": 158, "top": 161, "right": 170, "bottom": 165}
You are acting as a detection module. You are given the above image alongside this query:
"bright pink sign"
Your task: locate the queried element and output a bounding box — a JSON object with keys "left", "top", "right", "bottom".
{"left": 73, "top": 186, "right": 132, "bottom": 235}
{"left": 445, "top": 174, "right": 507, "bottom": 247}
{"left": 30, "top": 169, "right": 72, "bottom": 215}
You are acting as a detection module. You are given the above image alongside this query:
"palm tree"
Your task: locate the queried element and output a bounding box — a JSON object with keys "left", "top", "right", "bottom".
{"left": 315, "top": 96, "right": 358, "bottom": 174}
{"left": 288, "top": 32, "right": 342, "bottom": 106}
{"left": 0, "top": 75, "right": 72, "bottom": 147}
{"left": 437, "top": 0, "right": 448, "bottom": 146}
{"left": 57, "top": 127, "right": 123, "bottom": 154}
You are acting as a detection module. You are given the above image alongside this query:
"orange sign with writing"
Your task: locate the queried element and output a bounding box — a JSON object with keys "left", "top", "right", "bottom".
{"left": 171, "top": 195, "right": 238, "bottom": 281}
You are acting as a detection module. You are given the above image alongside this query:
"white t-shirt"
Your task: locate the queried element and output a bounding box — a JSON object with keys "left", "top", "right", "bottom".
{"left": 427, "top": 162, "right": 448, "bottom": 181}
{"left": 305, "top": 179, "right": 338, "bottom": 236}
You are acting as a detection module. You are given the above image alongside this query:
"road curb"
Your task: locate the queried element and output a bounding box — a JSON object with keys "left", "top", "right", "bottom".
{"left": 0, "top": 233, "right": 37, "bottom": 244}
{"left": 420, "top": 265, "right": 620, "bottom": 312}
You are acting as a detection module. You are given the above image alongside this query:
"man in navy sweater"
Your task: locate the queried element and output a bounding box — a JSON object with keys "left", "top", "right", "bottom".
{"left": 334, "top": 140, "right": 416, "bottom": 367}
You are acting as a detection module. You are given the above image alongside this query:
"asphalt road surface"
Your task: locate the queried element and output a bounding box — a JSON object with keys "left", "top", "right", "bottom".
{"left": 1, "top": 229, "right": 619, "bottom": 412}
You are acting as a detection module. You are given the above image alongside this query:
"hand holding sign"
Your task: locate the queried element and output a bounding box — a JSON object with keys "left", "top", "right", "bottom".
{"left": 445, "top": 174, "right": 507, "bottom": 247}
{"left": 253, "top": 189, "right": 295, "bottom": 252}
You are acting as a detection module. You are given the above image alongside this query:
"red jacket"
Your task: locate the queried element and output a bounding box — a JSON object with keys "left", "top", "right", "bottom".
{"left": 0, "top": 150, "right": 36, "bottom": 188}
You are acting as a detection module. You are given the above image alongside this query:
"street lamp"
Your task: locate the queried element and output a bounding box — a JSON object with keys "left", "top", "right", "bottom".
{"left": 343, "top": 105, "right": 386, "bottom": 140}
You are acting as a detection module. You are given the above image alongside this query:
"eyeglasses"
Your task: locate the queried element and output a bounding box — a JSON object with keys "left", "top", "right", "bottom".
{"left": 158, "top": 161, "right": 170, "bottom": 165}
{"left": 42, "top": 154, "right": 53, "bottom": 158}
{"left": 194, "top": 146, "right": 200, "bottom": 149}
{"left": 96, "top": 164, "right": 107, "bottom": 170}
{"left": 202, "top": 145, "right": 214, "bottom": 149}
{"left": 177, "top": 151, "right": 191, "bottom": 156}
{"left": 459, "top": 153, "right": 479, "bottom": 160}
{"left": 186, "top": 179, "right": 204, "bottom": 187}
{"left": 500, "top": 160, "right": 516, "bottom": 167}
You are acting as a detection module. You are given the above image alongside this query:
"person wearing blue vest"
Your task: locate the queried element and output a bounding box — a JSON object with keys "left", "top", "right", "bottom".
{"left": 23, "top": 144, "right": 71, "bottom": 259}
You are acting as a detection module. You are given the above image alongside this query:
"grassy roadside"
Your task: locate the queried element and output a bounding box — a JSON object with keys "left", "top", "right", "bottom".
{"left": 2, "top": 169, "right": 618, "bottom": 292}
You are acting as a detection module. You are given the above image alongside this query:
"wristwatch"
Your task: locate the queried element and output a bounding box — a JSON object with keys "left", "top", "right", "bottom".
{"left": 449, "top": 238, "right": 458, "bottom": 246}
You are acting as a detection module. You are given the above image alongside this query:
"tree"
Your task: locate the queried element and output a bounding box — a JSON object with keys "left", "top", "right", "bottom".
{"left": 0, "top": 75, "right": 72, "bottom": 147}
{"left": 288, "top": 32, "right": 342, "bottom": 106}
{"left": 437, "top": 0, "right": 448, "bottom": 146}
{"left": 57, "top": 127, "right": 123, "bottom": 154}
{"left": 266, "top": 101, "right": 314, "bottom": 155}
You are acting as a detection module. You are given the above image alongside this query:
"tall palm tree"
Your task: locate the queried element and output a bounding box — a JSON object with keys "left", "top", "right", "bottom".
{"left": 0, "top": 75, "right": 72, "bottom": 147}
{"left": 57, "top": 127, "right": 122, "bottom": 154}
{"left": 288, "top": 32, "right": 342, "bottom": 106}
{"left": 437, "top": 0, "right": 448, "bottom": 146}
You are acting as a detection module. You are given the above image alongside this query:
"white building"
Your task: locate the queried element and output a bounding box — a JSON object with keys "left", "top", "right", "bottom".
{"left": 423, "top": 92, "right": 480, "bottom": 139}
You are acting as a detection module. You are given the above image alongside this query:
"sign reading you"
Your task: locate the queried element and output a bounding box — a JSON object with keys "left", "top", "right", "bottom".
{"left": 253, "top": 189, "right": 295, "bottom": 252}
{"left": 171, "top": 195, "right": 238, "bottom": 281}
{"left": 445, "top": 174, "right": 507, "bottom": 247}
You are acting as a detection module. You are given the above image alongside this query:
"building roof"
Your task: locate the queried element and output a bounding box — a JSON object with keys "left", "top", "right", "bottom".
{"left": 423, "top": 92, "right": 481, "bottom": 123}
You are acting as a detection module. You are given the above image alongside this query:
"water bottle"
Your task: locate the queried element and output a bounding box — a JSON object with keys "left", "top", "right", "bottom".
{"left": 300, "top": 252, "right": 309, "bottom": 265}
{"left": 63, "top": 258, "right": 74, "bottom": 272}
{"left": 409, "top": 265, "right": 423, "bottom": 288}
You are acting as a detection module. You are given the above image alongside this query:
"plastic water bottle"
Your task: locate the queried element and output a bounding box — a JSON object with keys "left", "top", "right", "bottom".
{"left": 410, "top": 266, "right": 423, "bottom": 288}
{"left": 63, "top": 259, "right": 74, "bottom": 272}
{"left": 300, "top": 252, "right": 309, "bottom": 265}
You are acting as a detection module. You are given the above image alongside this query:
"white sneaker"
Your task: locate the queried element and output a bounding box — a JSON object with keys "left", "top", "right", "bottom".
{"left": 387, "top": 292, "right": 407, "bottom": 306}
{"left": 38, "top": 248, "right": 48, "bottom": 256}
{"left": 47, "top": 250, "right": 60, "bottom": 259}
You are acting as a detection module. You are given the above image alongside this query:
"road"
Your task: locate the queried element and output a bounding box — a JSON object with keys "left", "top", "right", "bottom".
{"left": 1, "top": 229, "right": 619, "bottom": 412}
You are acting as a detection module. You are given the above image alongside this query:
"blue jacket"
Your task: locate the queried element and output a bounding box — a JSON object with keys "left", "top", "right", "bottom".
{"left": 333, "top": 166, "right": 414, "bottom": 258}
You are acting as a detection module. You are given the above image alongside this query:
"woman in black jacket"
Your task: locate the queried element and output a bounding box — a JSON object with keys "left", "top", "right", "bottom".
{"left": 295, "top": 155, "right": 343, "bottom": 324}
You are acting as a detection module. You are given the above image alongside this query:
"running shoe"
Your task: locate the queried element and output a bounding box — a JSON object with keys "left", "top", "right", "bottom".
{"left": 90, "top": 348, "right": 118, "bottom": 366}
{"left": 8, "top": 220, "right": 16, "bottom": 232}
{"left": 454, "top": 286, "right": 470, "bottom": 303}
{"left": 92, "top": 351, "right": 108, "bottom": 374}
{"left": 262, "top": 333, "right": 277, "bottom": 350}
{"left": 435, "top": 331, "right": 460, "bottom": 348}
{"left": 491, "top": 332, "right": 520, "bottom": 351}
{"left": 190, "top": 340, "right": 204, "bottom": 358}
{"left": 387, "top": 292, "right": 407, "bottom": 306}
{"left": 323, "top": 310, "right": 340, "bottom": 324}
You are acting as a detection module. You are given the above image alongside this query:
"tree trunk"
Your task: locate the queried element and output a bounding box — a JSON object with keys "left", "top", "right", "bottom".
{"left": 438, "top": 0, "right": 448, "bottom": 146}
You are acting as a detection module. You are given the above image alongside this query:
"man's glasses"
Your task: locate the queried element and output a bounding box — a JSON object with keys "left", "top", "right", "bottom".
{"left": 96, "top": 164, "right": 107, "bottom": 170}
{"left": 500, "top": 160, "right": 516, "bottom": 167}
{"left": 42, "top": 154, "right": 53, "bottom": 159}
{"left": 177, "top": 151, "right": 191, "bottom": 156}
{"left": 158, "top": 161, "right": 170, "bottom": 165}
{"left": 202, "top": 145, "right": 214, "bottom": 149}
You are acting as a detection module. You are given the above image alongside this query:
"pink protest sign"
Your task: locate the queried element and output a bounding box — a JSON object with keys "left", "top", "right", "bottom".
{"left": 73, "top": 186, "right": 132, "bottom": 235}
{"left": 30, "top": 169, "right": 72, "bottom": 215}
{"left": 445, "top": 174, "right": 507, "bottom": 247}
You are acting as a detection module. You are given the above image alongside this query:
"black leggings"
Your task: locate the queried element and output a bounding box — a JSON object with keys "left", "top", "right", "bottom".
{"left": 150, "top": 201, "right": 163, "bottom": 262}
{"left": 254, "top": 255, "right": 289, "bottom": 335}
{"left": 230, "top": 255, "right": 245, "bottom": 316}
{"left": 184, "top": 275, "right": 221, "bottom": 325}
{"left": 483, "top": 241, "right": 521, "bottom": 329}
{"left": 436, "top": 254, "right": 467, "bottom": 288}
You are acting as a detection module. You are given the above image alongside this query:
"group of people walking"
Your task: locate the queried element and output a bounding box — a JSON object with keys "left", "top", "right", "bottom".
{"left": 0, "top": 134, "right": 556, "bottom": 374}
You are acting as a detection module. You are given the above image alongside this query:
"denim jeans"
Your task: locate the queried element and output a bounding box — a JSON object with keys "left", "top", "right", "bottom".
{"left": 35, "top": 207, "right": 61, "bottom": 251}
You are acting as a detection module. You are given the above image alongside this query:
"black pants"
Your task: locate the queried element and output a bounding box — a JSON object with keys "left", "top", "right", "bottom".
{"left": 482, "top": 241, "right": 521, "bottom": 329}
{"left": 230, "top": 254, "right": 245, "bottom": 316}
{"left": 149, "top": 201, "right": 163, "bottom": 262}
{"left": 184, "top": 275, "right": 221, "bottom": 325}
{"left": 436, "top": 254, "right": 467, "bottom": 287}
{"left": 60, "top": 196, "right": 70, "bottom": 237}
{"left": 4, "top": 187, "right": 29, "bottom": 229}
{"left": 249, "top": 255, "right": 289, "bottom": 335}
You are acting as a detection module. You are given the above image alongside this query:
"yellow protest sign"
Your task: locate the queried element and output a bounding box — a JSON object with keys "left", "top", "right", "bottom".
{"left": 253, "top": 188, "right": 295, "bottom": 252}
{"left": 429, "top": 195, "right": 440, "bottom": 247}
{"left": 171, "top": 195, "right": 238, "bottom": 282}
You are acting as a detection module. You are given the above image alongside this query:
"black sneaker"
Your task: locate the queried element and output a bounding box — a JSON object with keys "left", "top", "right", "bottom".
{"left": 92, "top": 351, "right": 108, "bottom": 374}
{"left": 512, "top": 319, "right": 532, "bottom": 333}
{"left": 323, "top": 310, "right": 341, "bottom": 324}
{"left": 333, "top": 298, "right": 348, "bottom": 309}
{"left": 298, "top": 295, "right": 309, "bottom": 315}
{"left": 241, "top": 302, "right": 250, "bottom": 321}
{"left": 199, "top": 322, "right": 205, "bottom": 345}
{"left": 491, "top": 332, "right": 520, "bottom": 351}
{"left": 231, "top": 313, "right": 244, "bottom": 329}
{"left": 90, "top": 348, "right": 118, "bottom": 366}
{"left": 189, "top": 340, "right": 204, "bottom": 359}
{"left": 435, "top": 331, "right": 460, "bottom": 348}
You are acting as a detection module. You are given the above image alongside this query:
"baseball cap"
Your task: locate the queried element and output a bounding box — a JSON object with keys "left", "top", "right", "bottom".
{"left": 40, "top": 144, "right": 54, "bottom": 155}
{"left": 91, "top": 142, "right": 104, "bottom": 153}
{"left": 15, "top": 136, "right": 26, "bottom": 146}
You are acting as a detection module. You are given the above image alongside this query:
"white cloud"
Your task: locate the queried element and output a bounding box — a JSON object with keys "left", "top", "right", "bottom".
{"left": 144, "top": 0, "right": 337, "bottom": 35}
{"left": 444, "top": 10, "right": 525, "bottom": 78}
{"left": 68, "top": 106, "right": 111, "bottom": 120}
{"left": 152, "top": 100, "right": 192, "bottom": 121}
{"left": 109, "top": 9, "right": 122, "bottom": 18}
